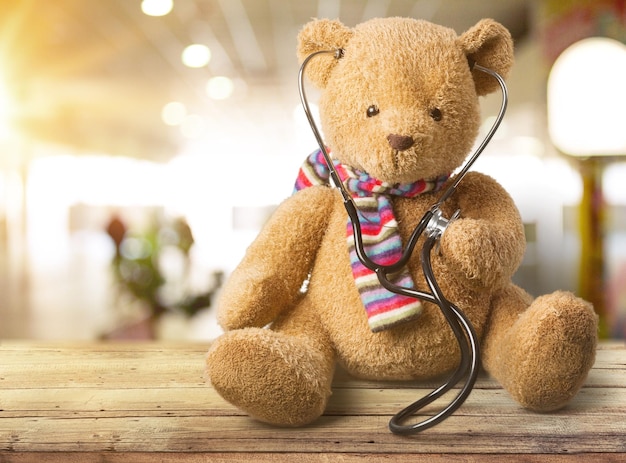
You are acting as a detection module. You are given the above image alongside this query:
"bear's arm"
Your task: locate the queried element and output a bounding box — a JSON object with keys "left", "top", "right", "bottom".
{"left": 438, "top": 171, "right": 526, "bottom": 289}
{"left": 217, "top": 185, "right": 337, "bottom": 330}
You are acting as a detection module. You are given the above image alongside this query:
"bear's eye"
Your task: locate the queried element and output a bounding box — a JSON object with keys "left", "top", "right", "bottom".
{"left": 366, "top": 105, "right": 380, "bottom": 118}
{"left": 429, "top": 107, "right": 442, "bottom": 121}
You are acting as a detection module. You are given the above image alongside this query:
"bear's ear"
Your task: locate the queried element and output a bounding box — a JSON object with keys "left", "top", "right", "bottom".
{"left": 458, "top": 19, "right": 514, "bottom": 96}
{"left": 297, "top": 18, "right": 353, "bottom": 89}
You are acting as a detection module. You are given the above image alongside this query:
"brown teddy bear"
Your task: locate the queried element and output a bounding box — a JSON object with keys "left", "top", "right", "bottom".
{"left": 206, "top": 17, "right": 598, "bottom": 428}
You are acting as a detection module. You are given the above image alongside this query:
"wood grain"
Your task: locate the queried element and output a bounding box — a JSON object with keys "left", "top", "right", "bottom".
{"left": 0, "top": 341, "right": 624, "bottom": 462}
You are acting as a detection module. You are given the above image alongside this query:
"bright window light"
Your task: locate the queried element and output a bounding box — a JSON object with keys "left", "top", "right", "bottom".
{"left": 548, "top": 37, "right": 626, "bottom": 157}
{"left": 141, "top": 0, "right": 173, "bottom": 17}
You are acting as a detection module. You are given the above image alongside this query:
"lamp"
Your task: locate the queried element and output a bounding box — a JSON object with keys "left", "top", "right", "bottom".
{"left": 548, "top": 37, "right": 626, "bottom": 338}
{"left": 548, "top": 37, "right": 626, "bottom": 157}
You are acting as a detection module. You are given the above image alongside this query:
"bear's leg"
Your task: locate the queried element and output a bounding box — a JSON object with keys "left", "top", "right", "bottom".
{"left": 481, "top": 286, "right": 598, "bottom": 412}
{"left": 206, "top": 304, "right": 334, "bottom": 426}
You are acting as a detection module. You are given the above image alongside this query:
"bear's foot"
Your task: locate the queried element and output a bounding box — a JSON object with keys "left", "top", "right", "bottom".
{"left": 206, "top": 328, "right": 334, "bottom": 426}
{"left": 489, "top": 291, "right": 598, "bottom": 412}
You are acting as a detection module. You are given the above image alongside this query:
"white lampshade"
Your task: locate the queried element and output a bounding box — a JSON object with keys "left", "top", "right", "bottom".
{"left": 548, "top": 37, "right": 626, "bottom": 157}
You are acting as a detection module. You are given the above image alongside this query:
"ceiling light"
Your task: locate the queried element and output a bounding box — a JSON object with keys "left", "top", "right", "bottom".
{"left": 161, "top": 101, "right": 187, "bottom": 126}
{"left": 182, "top": 44, "right": 212, "bottom": 68}
{"left": 206, "top": 76, "right": 234, "bottom": 100}
{"left": 141, "top": 0, "right": 173, "bottom": 17}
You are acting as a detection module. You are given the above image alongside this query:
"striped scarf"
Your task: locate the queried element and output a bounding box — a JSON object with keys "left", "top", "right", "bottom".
{"left": 294, "top": 149, "right": 449, "bottom": 332}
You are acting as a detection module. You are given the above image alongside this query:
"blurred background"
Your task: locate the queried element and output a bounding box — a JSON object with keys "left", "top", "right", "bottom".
{"left": 0, "top": 0, "right": 625, "bottom": 341}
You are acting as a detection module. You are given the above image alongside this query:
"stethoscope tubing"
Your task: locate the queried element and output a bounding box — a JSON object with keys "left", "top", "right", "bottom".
{"left": 298, "top": 48, "right": 507, "bottom": 434}
{"left": 387, "top": 234, "right": 480, "bottom": 434}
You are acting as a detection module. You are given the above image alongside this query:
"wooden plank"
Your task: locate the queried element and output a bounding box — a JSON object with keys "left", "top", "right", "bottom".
{"left": 1, "top": 413, "right": 625, "bottom": 454}
{"left": 0, "top": 342, "right": 624, "bottom": 459}
{"left": 0, "top": 349, "right": 208, "bottom": 389}
{"left": 1, "top": 384, "right": 623, "bottom": 418}
{"left": 2, "top": 453, "right": 626, "bottom": 463}
{"left": 1, "top": 344, "right": 623, "bottom": 388}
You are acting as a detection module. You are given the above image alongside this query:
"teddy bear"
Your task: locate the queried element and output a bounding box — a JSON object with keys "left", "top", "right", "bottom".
{"left": 206, "top": 16, "right": 598, "bottom": 428}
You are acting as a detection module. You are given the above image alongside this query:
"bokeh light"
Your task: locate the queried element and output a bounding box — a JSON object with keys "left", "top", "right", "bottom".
{"left": 206, "top": 76, "right": 234, "bottom": 100}
{"left": 141, "top": 0, "right": 173, "bottom": 17}
{"left": 161, "top": 101, "right": 187, "bottom": 126}
{"left": 182, "top": 44, "right": 211, "bottom": 68}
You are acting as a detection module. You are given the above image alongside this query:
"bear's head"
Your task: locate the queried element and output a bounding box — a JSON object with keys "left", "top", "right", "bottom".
{"left": 297, "top": 17, "right": 513, "bottom": 183}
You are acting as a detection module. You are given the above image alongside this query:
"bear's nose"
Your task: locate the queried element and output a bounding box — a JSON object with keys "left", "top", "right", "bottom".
{"left": 387, "top": 134, "right": 414, "bottom": 151}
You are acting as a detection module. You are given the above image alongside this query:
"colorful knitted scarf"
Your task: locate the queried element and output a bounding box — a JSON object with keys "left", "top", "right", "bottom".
{"left": 294, "top": 149, "right": 449, "bottom": 332}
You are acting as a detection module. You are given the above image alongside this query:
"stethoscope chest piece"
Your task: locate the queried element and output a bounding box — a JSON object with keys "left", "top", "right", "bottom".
{"left": 426, "top": 208, "right": 461, "bottom": 242}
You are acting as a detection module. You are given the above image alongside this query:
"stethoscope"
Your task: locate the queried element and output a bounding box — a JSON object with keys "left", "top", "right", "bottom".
{"left": 298, "top": 49, "right": 508, "bottom": 434}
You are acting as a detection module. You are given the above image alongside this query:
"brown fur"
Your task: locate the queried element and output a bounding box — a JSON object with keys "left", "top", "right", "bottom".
{"left": 206, "top": 17, "right": 598, "bottom": 426}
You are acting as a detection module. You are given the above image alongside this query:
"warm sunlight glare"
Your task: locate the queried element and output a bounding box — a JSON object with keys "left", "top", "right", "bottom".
{"left": 0, "top": 77, "right": 13, "bottom": 140}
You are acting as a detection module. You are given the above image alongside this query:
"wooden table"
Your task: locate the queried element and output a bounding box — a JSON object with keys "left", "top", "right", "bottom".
{"left": 0, "top": 341, "right": 624, "bottom": 462}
